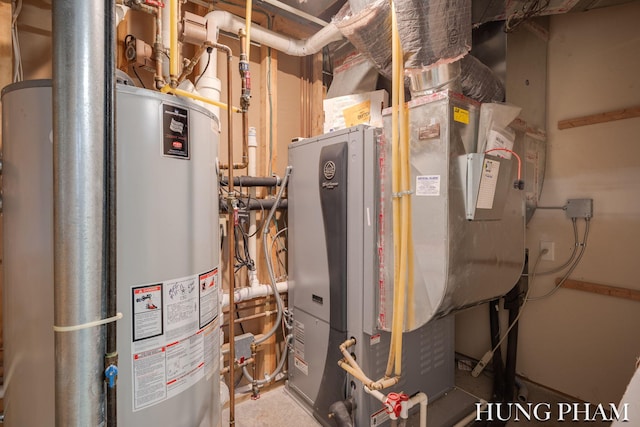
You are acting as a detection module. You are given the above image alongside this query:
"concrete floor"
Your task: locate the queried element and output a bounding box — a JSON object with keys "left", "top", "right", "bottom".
{"left": 222, "top": 366, "right": 611, "bottom": 427}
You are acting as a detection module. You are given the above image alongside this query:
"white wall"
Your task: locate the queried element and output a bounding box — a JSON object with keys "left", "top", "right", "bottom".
{"left": 456, "top": 0, "right": 640, "bottom": 405}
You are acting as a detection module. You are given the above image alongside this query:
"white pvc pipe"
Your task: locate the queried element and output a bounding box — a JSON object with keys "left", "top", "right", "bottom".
{"left": 247, "top": 127, "right": 259, "bottom": 287}
{"left": 453, "top": 400, "right": 487, "bottom": 427}
{"left": 115, "top": 4, "right": 130, "bottom": 27}
{"left": 203, "top": 10, "right": 342, "bottom": 58}
{"left": 196, "top": 10, "right": 342, "bottom": 118}
{"left": 221, "top": 281, "right": 288, "bottom": 308}
{"left": 406, "top": 392, "right": 428, "bottom": 427}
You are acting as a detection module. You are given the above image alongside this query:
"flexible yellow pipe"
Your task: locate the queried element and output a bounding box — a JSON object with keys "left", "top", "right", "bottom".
{"left": 160, "top": 85, "right": 241, "bottom": 112}
{"left": 385, "top": 0, "right": 401, "bottom": 378}
{"left": 245, "top": 0, "right": 253, "bottom": 55}
{"left": 394, "top": 25, "right": 408, "bottom": 376}
{"left": 169, "top": 0, "right": 179, "bottom": 83}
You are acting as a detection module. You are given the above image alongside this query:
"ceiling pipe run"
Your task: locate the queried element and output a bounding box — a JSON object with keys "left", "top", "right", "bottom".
{"left": 52, "top": 1, "right": 110, "bottom": 425}
{"left": 203, "top": 10, "right": 342, "bottom": 57}
{"left": 196, "top": 9, "right": 343, "bottom": 121}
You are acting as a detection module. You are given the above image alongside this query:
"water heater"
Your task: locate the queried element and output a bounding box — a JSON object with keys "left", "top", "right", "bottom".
{"left": 1, "top": 81, "right": 221, "bottom": 426}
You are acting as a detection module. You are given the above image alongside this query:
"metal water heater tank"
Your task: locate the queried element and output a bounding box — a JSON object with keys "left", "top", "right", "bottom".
{"left": 1, "top": 80, "right": 221, "bottom": 427}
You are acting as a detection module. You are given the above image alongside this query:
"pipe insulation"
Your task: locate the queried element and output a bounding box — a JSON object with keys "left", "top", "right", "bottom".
{"left": 334, "top": 0, "right": 504, "bottom": 103}
{"left": 52, "top": 1, "right": 109, "bottom": 425}
{"left": 203, "top": 10, "right": 343, "bottom": 57}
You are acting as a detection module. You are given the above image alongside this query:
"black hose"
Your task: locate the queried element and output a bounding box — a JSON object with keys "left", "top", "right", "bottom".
{"left": 488, "top": 299, "right": 505, "bottom": 402}
{"left": 219, "top": 198, "right": 287, "bottom": 212}
{"left": 104, "top": 2, "right": 118, "bottom": 426}
{"left": 328, "top": 397, "right": 356, "bottom": 427}
{"left": 220, "top": 176, "right": 282, "bottom": 187}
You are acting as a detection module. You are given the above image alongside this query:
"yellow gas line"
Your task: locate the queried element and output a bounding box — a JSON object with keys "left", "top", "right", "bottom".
{"left": 169, "top": 0, "right": 179, "bottom": 85}
{"left": 245, "top": 0, "right": 253, "bottom": 54}
{"left": 160, "top": 85, "right": 241, "bottom": 112}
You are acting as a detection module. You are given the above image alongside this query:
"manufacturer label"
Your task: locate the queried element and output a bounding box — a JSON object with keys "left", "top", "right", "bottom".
{"left": 294, "top": 320, "right": 305, "bottom": 360}
{"left": 371, "top": 406, "right": 390, "bottom": 426}
{"left": 418, "top": 123, "right": 440, "bottom": 140}
{"left": 294, "top": 356, "right": 309, "bottom": 376}
{"left": 323, "top": 160, "right": 336, "bottom": 180}
{"left": 453, "top": 107, "right": 469, "bottom": 124}
{"left": 163, "top": 104, "right": 189, "bottom": 159}
{"left": 370, "top": 334, "right": 381, "bottom": 346}
{"left": 477, "top": 159, "right": 500, "bottom": 209}
{"left": 416, "top": 175, "right": 441, "bottom": 196}
{"left": 131, "top": 268, "right": 218, "bottom": 412}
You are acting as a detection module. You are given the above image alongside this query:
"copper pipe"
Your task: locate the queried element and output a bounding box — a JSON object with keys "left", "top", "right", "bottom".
{"left": 222, "top": 295, "right": 284, "bottom": 315}
{"left": 154, "top": 5, "right": 166, "bottom": 89}
{"left": 221, "top": 310, "right": 276, "bottom": 328}
{"left": 211, "top": 40, "right": 237, "bottom": 426}
{"left": 177, "top": 44, "right": 208, "bottom": 83}
{"left": 220, "top": 357, "right": 255, "bottom": 375}
{"left": 219, "top": 29, "right": 249, "bottom": 171}
{"left": 124, "top": 0, "right": 157, "bottom": 15}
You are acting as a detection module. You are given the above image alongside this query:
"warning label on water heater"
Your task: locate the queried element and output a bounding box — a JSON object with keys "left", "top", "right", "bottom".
{"left": 131, "top": 267, "right": 219, "bottom": 412}
{"left": 162, "top": 104, "right": 189, "bottom": 159}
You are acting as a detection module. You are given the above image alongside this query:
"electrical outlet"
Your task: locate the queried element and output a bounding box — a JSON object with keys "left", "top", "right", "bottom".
{"left": 540, "top": 241, "right": 555, "bottom": 261}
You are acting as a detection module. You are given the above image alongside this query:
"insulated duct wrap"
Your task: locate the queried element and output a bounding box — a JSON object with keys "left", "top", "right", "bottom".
{"left": 335, "top": 0, "right": 471, "bottom": 77}
{"left": 460, "top": 54, "right": 506, "bottom": 103}
{"left": 335, "top": 0, "right": 503, "bottom": 103}
{"left": 334, "top": 0, "right": 393, "bottom": 79}
{"left": 395, "top": 0, "right": 471, "bottom": 70}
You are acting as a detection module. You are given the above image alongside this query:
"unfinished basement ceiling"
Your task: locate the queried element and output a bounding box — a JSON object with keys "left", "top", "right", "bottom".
{"left": 259, "top": 0, "right": 639, "bottom": 26}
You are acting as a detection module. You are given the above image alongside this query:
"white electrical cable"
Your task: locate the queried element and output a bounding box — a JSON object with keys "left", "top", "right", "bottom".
{"left": 254, "top": 166, "right": 292, "bottom": 345}
{"left": 11, "top": 0, "right": 24, "bottom": 82}
{"left": 471, "top": 249, "right": 547, "bottom": 377}
{"left": 53, "top": 312, "right": 124, "bottom": 333}
{"left": 472, "top": 217, "right": 592, "bottom": 377}
{"left": 527, "top": 218, "right": 590, "bottom": 301}
{"left": 532, "top": 218, "right": 579, "bottom": 276}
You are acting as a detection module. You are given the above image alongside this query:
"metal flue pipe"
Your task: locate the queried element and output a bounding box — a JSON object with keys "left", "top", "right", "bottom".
{"left": 52, "top": 1, "right": 110, "bottom": 425}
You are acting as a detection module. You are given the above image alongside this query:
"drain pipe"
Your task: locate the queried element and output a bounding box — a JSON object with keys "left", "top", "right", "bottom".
{"left": 52, "top": 1, "right": 109, "bottom": 425}
{"left": 247, "top": 127, "right": 259, "bottom": 287}
{"left": 104, "top": 2, "right": 119, "bottom": 425}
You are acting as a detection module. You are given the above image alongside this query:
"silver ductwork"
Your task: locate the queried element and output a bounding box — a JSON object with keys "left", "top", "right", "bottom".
{"left": 52, "top": 1, "right": 109, "bottom": 425}
{"left": 334, "top": 0, "right": 505, "bottom": 103}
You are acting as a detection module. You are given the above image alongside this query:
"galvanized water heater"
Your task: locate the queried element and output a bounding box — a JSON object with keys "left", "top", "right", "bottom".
{"left": 2, "top": 81, "right": 221, "bottom": 426}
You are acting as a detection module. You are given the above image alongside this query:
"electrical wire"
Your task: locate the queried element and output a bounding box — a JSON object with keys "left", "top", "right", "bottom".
{"left": 504, "top": 0, "right": 550, "bottom": 33}
{"left": 11, "top": 0, "right": 24, "bottom": 82}
{"left": 472, "top": 247, "right": 547, "bottom": 377}
{"left": 535, "top": 218, "right": 579, "bottom": 276}
{"left": 194, "top": 50, "right": 211, "bottom": 87}
{"left": 131, "top": 66, "right": 147, "bottom": 89}
{"left": 527, "top": 218, "right": 591, "bottom": 301}
{"left": 485, "top": 147, "right": 522, "bottom": 181}
{"left": 493, "top": 250, "right": 545, "bottom": 352}
{"left": 475, "top": 217, "right": 591, "bottom": 377}
{"left": 523, "top": 217, "right": 579, "bottom": 277}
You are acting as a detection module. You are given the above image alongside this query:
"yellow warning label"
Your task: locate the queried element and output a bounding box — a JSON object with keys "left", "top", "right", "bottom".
{"left": 453, "top": 107, "right": 469, "bottom": 124}
{"left": 343, "top": 100, "right": 371, "bottom": 128}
